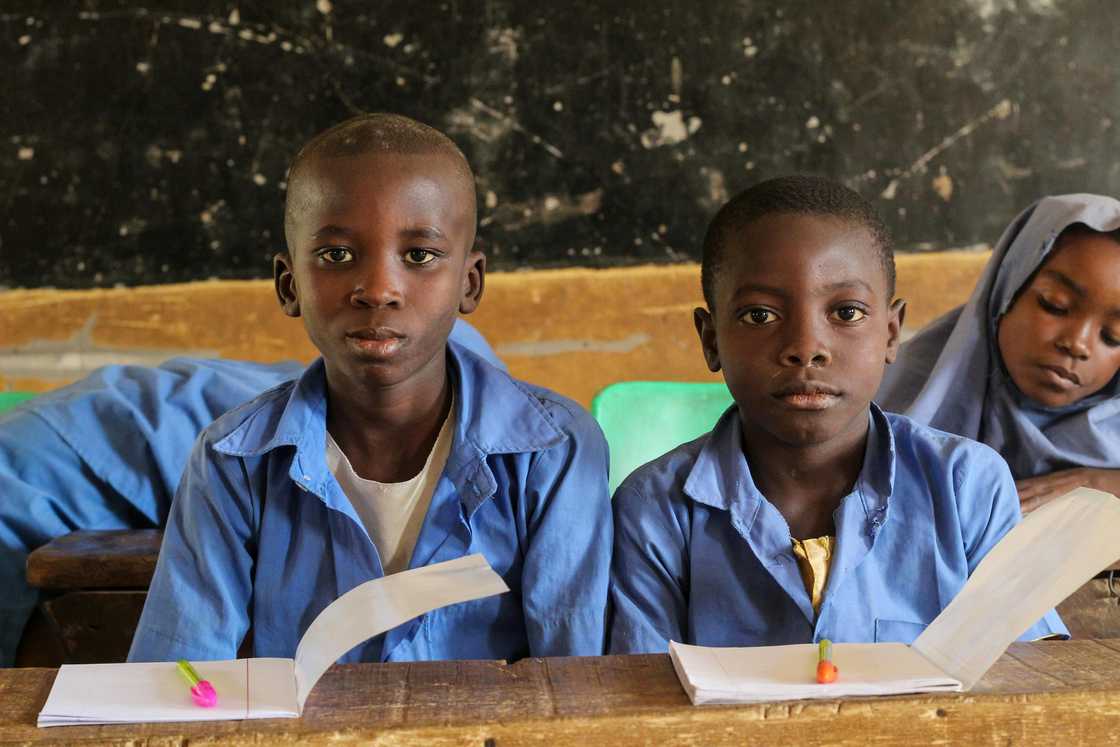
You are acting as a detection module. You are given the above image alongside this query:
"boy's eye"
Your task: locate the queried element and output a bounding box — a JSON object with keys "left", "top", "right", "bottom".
{"left": 1037, "top": 295, "right": 1068, "bottom": 316}
{"left": 830, "top": 305, "right": 867, "bottom": 323}
{"left": 742, "top": 308, "right": 778, "bottom": 326}
{"left": 1103, "top": 329, "right": 1120, "bottom": 348}
{"left": 318, "top": 247, "right": 354, "bottom": 264}
{"left": 404, "top": 248, "right": 438, "bottom": 265}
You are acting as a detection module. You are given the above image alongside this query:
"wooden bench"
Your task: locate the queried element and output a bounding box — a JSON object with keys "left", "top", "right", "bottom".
{"left": 14, "top": 529, "right": 1120, "bottom": 667}
{"left": 17, "top": 530, "right": 162, "bottom": 667}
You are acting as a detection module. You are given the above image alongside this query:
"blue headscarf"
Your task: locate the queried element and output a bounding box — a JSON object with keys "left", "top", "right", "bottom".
{"left": 877, "top": 193, "right": 1120, "bottom": 479}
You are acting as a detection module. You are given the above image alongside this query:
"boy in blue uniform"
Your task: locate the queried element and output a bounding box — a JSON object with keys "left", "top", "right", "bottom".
{"left": 608, "top": 175, "right": 1066, "bottom": 653}
{"left": 129, "top": 114, "right": 611, "bottom": 663}
{"left": 0, "top": 320, "right": 499, "bottom": 667}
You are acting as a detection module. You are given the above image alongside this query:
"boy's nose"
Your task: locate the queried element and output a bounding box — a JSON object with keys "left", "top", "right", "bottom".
{"left": 780, "top": 321, "right": 831, "bottom": 367}
{"left": 782, "top": 347, "right": 832, "bottom": 367}
{"left": 349, "top": 260, "right": 403, "bottom": 309}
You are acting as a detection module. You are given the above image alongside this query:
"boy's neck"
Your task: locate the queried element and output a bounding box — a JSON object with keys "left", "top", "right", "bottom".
{"left": 740, "top": 413, "right": 869, "bottom": 541}
{"left": 323, "top": 358, "right": 453, "bottom": 484}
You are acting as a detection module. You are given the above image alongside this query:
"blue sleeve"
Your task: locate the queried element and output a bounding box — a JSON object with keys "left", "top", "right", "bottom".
{"left": 608, "top": 482, "right": 689, "bottom": 654}
{"left": 957, "top": 447, "right": 1070, "bottom": 641}
{"left": 127, "top": 431, "right": 256, "bottom": 662}
{"left": 519, "top": 405, "right": 612, "bottom": 656}
{"left": 29, "top": 358, "right": 302, "bottom": 515}
{"left": 0, "top": 410, "right": 137, "bottom": 666}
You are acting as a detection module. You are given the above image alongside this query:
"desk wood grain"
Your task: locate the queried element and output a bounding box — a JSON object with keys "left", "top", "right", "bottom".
{"left": 6, "top": 642, "right": 1120, "bottom": 745}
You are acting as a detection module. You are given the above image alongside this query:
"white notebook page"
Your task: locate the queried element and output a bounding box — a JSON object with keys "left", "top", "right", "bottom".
{"left": 914, "top": 487, "right": 1120, "bottom": 689}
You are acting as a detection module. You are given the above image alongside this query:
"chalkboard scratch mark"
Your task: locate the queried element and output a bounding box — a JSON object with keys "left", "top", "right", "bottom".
{"left": 469, "top": 98, "right": 564, "bottom": 159}
{"left": 848, "top": 79, "right": 893, "bottom": 113}
{"left": 329, "top": 78, "right": 365, "bottom": 116}
{"left": 490, "top": 189, "right": 603, "bottom": 231}
{"left": 544, "top": 69, "right": 610, "bottom": 95}
{"left": 317, "top": 0, "right": 334, "bottom": 44}
{"left": 47, "top": 7, "right": 443, "bottom": 85}
{"left": 640, "top": 110, "right": 702, "bottom": 149}
{"left": 67, "top": 8, "right": 314, "bottom": 56}
{"left": 879, "top": 98, "right": 1013, "bottom": 199}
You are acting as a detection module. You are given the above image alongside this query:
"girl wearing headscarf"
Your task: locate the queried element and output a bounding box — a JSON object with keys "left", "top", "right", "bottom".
{"left": 878, "top": 193, "right": 1120, "bottom": 513}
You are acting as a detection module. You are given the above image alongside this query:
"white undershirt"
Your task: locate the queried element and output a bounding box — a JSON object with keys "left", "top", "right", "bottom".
{"left": 325, "top": 398, "right": 455, "bottom": 575}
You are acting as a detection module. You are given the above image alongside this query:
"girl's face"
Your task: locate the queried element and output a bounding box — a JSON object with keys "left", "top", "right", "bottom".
{"left": 997, "top": 229, "right": 1120, "bottom": 408}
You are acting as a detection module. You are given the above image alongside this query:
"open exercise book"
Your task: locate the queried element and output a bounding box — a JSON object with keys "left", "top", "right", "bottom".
{"left": 672, "top": 487, "right": 1120, "bottom": 705}
{"left": 37, "top": 553, "right": 508, "bottom": 727}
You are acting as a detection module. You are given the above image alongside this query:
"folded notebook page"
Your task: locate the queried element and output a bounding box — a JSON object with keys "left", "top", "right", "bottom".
{"left": 913, "top": 486, "right": 1120, "bottom": 689}
{"left": 38, "top": 554, "right": 509, "bottom": 727}
{"left": 672, "top": 487, "right": 1120, "bottom": 705}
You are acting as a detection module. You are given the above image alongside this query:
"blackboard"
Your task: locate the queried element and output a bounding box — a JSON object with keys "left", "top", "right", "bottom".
{"left": 2, "top": 0, "right": 1117, "bottom": 288}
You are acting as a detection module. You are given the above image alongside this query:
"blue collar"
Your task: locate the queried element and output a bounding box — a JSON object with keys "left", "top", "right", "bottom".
{"left": 683, "top": 403, "right": 896, "bottom": 626}
{"left": 682, "top": 402, "right": 896, "bottom": 534}
{"left": 212, "top": 341, "right": 568, "bottom": 517}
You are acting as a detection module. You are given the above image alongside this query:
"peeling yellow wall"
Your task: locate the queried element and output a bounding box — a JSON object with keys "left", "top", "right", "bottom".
{"left": 0, "top": 251, "right": 989, "bottom": 406}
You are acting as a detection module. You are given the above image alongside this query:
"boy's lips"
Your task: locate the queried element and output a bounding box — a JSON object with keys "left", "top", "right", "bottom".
{"left": 772, "top": 381, "right": 841, "bottom": 411}
{"left": 345, "top": 327, "right": 406, "bottom": 358}
{"left": 347, "top": 326, "right": 405, "bottom": 341}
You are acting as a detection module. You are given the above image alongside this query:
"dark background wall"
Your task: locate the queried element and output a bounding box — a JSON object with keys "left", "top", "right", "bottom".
{"left": 2, "top": 0, "right": 1117, "bottom": 289}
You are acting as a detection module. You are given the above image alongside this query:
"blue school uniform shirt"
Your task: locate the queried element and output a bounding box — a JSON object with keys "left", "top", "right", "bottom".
{"left": 608, "top": 404, "right": 1067, "bottom": 653}
{"left": 0, "top": 319, "right": 500, "bottom": 667}
{"left": 128, "top": 341, "right": 611, "bottom": 663}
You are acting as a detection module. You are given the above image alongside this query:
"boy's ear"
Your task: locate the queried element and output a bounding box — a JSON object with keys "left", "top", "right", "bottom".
{"left": 884, "top": 298, "right": 907, "bottom": 363}
{"left": 459, "top": 249, "right": 486, "bottom": 314}
{"left": 694, "top": 307, "right": 722, "bottom": 372}
{"left": 273, "top": 252, "right": 301, "bottom": 317}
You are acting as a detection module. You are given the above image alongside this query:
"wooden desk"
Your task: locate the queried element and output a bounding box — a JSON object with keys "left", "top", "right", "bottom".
{"left": 5, "top": 641, "right": 1120, "bottom": 745}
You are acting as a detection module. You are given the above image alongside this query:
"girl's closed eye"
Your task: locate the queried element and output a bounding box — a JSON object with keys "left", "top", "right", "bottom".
{"left": 1102, "top": 328, "right": 1120, "bottom": 348}
{"left": 1036, "top": 294, "right": 1068, "bottom": 315}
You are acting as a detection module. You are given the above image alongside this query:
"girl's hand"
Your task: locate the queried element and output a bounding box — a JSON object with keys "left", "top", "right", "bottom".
{"left": 1016, "top": 468, "right": 1120, "bottom": 514}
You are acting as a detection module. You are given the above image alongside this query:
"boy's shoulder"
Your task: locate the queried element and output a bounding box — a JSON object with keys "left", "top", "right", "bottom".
{"left": 517, "top": 378, "right": 598, "bottom": 433}
{"left": 880, "top": 408, "right": 1008, "bottom": 473}
{"left": 451, "top": 342, "right": 606, "bottom": 455}
{"left": 879, "top": 408, "right": 1016, "bottom": 522}
{"left": 196, "top": 376, "right": 303, "bottom": 457}
{"left": 613, "top": 430, "right": 711, "bottom": 506}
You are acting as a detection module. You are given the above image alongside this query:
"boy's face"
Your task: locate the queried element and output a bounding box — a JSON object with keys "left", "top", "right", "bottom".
{"left": 997, "top": 231, "right": 1120, "bottom": 408}
{"left": 275, "top": 150, "right": 483, "bottom": 391}
{"left": 695, "top": 213, "right": 903, "bottom": 449}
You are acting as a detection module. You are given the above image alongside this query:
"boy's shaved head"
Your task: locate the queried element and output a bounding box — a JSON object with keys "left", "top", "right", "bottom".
{"left": 701, "top": 175, "right": 895, "bottom": 309}
{"left": 284, "top": 113, "right": 477, "bottom": 248}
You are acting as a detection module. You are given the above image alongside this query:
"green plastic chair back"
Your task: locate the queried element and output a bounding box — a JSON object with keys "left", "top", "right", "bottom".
{"left": 0, "top": 392, "right": 37, "bottom": 413}
{"left": 591, "top": 381, "right": 734, "bottom": 494}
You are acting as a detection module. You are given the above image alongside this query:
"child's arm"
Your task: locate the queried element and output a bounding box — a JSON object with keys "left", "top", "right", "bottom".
{"left": 1017, "top": 468, "right": 1120, "bottom": 514}
{"left": 959, "top": 447, "right": 1069, "bottom": 640}
{"left": 127, "top": 432, "right": 255, "bottom": 662}
{"left": 519, "top": 408, "right": 613, "bottom": 657}
{"left": 608, "top": 483, "right": 689, "bottom": 654}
